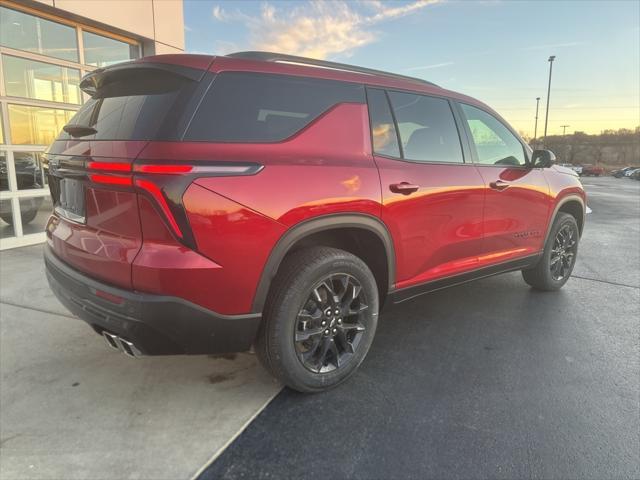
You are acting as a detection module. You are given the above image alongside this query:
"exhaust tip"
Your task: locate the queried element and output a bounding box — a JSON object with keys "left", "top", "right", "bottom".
{"left": 102, "top": 331, "right": 143, "bottom": 358}
{"left": 117, "top": 337, "right": 143, "bottom": 358}
{"left": 102, "top": 331, "right": 120, "bottom": 350}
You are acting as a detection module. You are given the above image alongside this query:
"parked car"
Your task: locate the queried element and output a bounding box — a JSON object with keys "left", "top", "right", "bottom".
{"left": 611, "top": 166, "right": 634, "bottom": 177}
{"left": 624, "top": 167, "right": 640, "bottom": 177}
{"left": 43, "top": 52, "right": 586, "bottom": 392}
{"left": 569, "top": 164, "right": 583, "bottom": 175}
{"left": 0, "top": 153, "right": 44, "bottom": 225}
{"left": 631, "top": 169, "right": 640, "bottom": 180}
{"left": 580, "top": 164, "right": 605, "bottom": 176}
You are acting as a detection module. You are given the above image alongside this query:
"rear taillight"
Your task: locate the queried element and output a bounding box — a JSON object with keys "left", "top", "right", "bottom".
{"left": 86, "top": 160, "right": 262, "bottom": 249}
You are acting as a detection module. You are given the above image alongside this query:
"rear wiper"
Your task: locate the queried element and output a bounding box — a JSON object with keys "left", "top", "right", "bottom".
{"left": 63, "top": 124, "right": 97, "bottom": 138}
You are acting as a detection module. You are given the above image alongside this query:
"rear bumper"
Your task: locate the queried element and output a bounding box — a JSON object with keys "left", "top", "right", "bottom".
{"left": 44, "top": 245, "right": 261, "bottom": 355}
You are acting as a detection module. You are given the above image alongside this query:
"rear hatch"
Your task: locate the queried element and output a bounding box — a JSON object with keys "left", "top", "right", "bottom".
{"left": 45, "top": 60, "right": 212, "bottom": 288}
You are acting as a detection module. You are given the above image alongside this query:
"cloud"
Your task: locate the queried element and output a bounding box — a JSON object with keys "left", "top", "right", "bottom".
{"left": 522, "top": 41, "right": 587, "bottom": 51}
{"left": 211, "top": 0, "right": 439, "bottom": 59}
{"left": 405, "top": 61, "right": 454, "bottom": 71}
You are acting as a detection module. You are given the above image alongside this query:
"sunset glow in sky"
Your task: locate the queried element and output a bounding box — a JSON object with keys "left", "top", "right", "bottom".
{"left": 184, "top": 0, "right": 640, "bottom": 137}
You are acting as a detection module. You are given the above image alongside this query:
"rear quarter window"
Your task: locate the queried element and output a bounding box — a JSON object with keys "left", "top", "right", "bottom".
{"left": 184, "top": 72, "right": 365, "bottom": 143}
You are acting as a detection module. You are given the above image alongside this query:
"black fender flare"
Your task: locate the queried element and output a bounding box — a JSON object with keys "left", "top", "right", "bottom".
{"left": 252, "top": 214, "right": 396, "bottom": 312}
{"left": 544, "top": 194, "right": 586, "bottom": 245}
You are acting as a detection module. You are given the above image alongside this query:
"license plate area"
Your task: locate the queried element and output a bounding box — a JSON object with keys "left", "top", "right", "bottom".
{"left": 55, "top": 178, "right": 86, "bottom": 223}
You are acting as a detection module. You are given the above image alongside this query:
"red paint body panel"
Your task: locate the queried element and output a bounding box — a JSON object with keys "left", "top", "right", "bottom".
{"left": 375, "top": 157, "right": 486, "bottom": 288}
{"left": 45, "top": 141, "right": 145, "bottom": 289}
{"left": 476, "top": 166, "right": 552, "bottom": 257}
{"left": 181, "top": 184, "right": 287, "bottom": 314}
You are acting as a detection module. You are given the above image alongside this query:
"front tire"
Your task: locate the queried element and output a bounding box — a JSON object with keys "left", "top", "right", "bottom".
{"left": 256, "top": 247, "right": 379, "bottom": 393}
{"left": 522, "top": 212, "right": 579, "bottom": 291}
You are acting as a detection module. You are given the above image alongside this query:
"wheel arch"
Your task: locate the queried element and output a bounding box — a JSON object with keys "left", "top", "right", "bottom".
{"left": 545, "top": 194, "right": 585, "bottom": 244}
{"left": 252, "top": 214, "right": 396, "bottom": 312}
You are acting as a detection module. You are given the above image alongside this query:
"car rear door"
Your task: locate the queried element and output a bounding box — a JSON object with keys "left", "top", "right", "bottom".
{"left": 367, "top": 88, "right": 485, "bottom": 293}
{"left": 455, "top": 102, "right": 552, "bottom": 262}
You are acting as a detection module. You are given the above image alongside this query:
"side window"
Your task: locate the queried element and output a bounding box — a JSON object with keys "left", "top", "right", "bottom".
{"left": 460, "top": 103, "right": 526, "bottom": 166}
{"left": 366, "top": 88, "right": 400, "bottom": 157}
{"left": 185, "top": 72, "right": 364, "bottom": 142}
{"left": 387, "top": 91, "right": 464, "bottom": 163}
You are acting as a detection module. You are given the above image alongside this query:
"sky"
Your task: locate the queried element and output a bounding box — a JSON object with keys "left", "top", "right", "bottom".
{"left": 184, "top": 0, "right": 640, "bottom": 137}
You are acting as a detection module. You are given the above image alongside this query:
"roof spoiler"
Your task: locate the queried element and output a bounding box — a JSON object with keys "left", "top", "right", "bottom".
{"left": 79, "top": 61, "right": 207, "bottom": 96}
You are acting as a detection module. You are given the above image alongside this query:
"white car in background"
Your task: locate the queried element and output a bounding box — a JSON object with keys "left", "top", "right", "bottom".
{"left": 559, "top": 163, "right": 583, "bottom": 175}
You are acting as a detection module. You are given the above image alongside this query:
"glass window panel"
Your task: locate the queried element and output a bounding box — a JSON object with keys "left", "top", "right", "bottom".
{"left": 367, "top": 88, "right": 400, "bottom": 158}
{"left": 0, "top": 6, "right": 79, "bottom": 62}
{"left": 0, "top": 151, "right": 8, "bottom": 191}
{"left": 460, "top": 104, "right": 526, "bottom": 166}
{"left": 3, "top": 55, "right": 81, "bottom": 104}
{"left": 8, "top": 104, "right": 75, "bottom": 145}
{"left": 19, "top": 195, "right": 52, "bottom": 235}
{"left": 1, "top": 199, "right": 16, "bottom": 238}
{"left": 14, "top": 152, "right": 47, "bottom": 190}
{"left": 388, "top": 91, "right": 464, "bottom": 163}
{"left": 82, "top": 30, "right": 138, "bottom": 67}
{"left": 0, "top": 116, "right": 4, "bottom": 143}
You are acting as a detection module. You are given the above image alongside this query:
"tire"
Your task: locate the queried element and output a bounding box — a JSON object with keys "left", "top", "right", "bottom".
{"left": 522, "top": 212, "right": 579, "bottom": 291}
{"left": 2, "top": 208, "right": 37, "bottom": 225}
{"left": 256, "top": 246, "right": 379, "bottom": 393}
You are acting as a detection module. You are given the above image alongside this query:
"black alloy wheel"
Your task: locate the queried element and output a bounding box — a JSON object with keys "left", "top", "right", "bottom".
{"left": 294, "top": 274, "right": 367, "bottom": 373}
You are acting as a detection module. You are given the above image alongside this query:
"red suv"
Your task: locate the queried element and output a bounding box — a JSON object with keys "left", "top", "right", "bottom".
{"left": 44, "top": 52, "right": 586, "bottom": 392}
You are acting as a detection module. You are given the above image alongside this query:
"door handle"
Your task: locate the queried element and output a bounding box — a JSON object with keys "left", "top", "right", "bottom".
{"left": 489, "top": 180, "right": 511, "bottom": 191}
{"left": 390, "top": 182, "right": 419, "bottom": 195}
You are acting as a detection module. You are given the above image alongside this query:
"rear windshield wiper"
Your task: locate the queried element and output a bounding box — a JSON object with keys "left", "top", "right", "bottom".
{"left": 63, "top": 124, "right": 97, "bottom": 138}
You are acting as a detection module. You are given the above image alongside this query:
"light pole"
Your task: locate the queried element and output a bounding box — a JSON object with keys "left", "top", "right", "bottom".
{"left": 543, "top": 55, "right": 556, "bottom": 145}
{"left": 534, "top": 97, "right": 541, "bottom": 142}
{"left": 561, "top": 124, "right": 570, "bottom": 135}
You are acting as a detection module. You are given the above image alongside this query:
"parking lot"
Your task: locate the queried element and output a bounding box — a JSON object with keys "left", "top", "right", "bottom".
{"left": 1, "top": 175, "right": 639, "bottom": 479}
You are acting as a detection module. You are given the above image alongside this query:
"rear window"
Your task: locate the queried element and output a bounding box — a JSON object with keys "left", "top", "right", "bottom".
{"left": 184, "top": 72, "right": 365, "bottom": 143}
{"left": 59, "top": 69, "right": 199, "bottom": 141}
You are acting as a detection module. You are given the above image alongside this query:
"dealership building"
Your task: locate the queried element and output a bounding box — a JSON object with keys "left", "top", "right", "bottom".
{"left": 0, "top": 0, "right": 185, "bottom": 249}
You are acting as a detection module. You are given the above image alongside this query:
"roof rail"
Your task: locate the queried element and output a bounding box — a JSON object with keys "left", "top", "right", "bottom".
{"left": 225, "top": 51, "right": 440, "bottom": 88}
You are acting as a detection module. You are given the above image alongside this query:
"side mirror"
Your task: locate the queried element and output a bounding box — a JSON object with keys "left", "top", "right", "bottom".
{"left": 531, "top": 149, "right": 556, "bottom": 168}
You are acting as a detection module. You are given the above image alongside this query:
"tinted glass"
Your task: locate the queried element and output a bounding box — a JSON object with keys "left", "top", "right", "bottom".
{"left": 20, "top": 195, "right": 52, "bottom": 234}
{"left": 0, "top": 151, "right": 7, "bottom": 191}
{"left": 82, "top": 31, "right": 139, "bottom": 67}
{"left": 185, "top": 72, "right": 365, "bottom": 142}
{"left": 0, "top": 6, "right": 78, "bottom": 62}
{"left": 8, "top": 104, "right": 74, "bottom": 145}
{"left": 388, "top": 91, "right": 463, "bottom": 163}
{"left": 460, "top": 104, "right": 526, "bottom": 166}
{"left": 367, "top": 88, "right": 400, "bottom": 158}
{"left": 14, "top": 152, "right": 47, "bottom": 190}
{"left": 60, "top": 70, "right": 196, "bottom": 141}
{"left": 3, "top": 55, "right": 81, "bottom": 104}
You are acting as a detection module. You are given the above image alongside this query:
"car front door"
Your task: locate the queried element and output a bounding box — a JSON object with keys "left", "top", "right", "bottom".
{"left": 457, "top": 102, "right": 552, "bottom": 263}
{"left": 367, "top": 88, "right": 486, "bottom": 293}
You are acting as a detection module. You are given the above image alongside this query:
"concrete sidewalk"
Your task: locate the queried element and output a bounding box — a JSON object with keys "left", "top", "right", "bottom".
{"left": 0, "top": 245, "right": 281, "bottom": 480}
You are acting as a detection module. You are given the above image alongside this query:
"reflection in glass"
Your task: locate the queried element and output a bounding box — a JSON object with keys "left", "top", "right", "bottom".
{"left": 0, "top": 6, "right": 79, "bottom": 62}
{"left": 20, "top": 195, "right": 52, "bottom": 235}
{"left": 0, "top": 199, "right": 16, "bottom": 238}
{"left": 82, "top": 31, "right": 138, "bottom": 67}
{"left": 8, "top": 104, "right": 75, "bottom": 145}
{"left": 3, "top": 56, "right": 81, "bottom": 104}
{"left": 14, "top": 152, "right": 47, "bottom": 190}
{"left": 0, "top": 151, "right": 8, "bottom": 191}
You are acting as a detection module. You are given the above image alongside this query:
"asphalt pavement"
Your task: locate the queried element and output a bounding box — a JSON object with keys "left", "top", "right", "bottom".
{"left": 200, "top": 176, "right": 640, "bottom": 480}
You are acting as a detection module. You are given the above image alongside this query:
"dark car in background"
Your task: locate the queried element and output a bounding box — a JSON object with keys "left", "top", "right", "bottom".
{"left": 0, "top": 153, "right": 45, "bottom": 225}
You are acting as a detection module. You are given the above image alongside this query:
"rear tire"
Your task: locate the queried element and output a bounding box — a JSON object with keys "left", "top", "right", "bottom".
{"left": 256, "top": 246, "right": 379, "bottom": 393}
{"left": 522, "top": 212, "right": 579, "bottom": 291}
